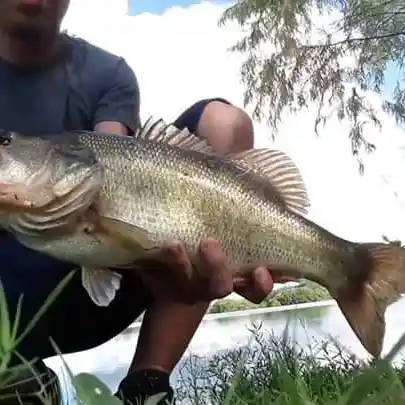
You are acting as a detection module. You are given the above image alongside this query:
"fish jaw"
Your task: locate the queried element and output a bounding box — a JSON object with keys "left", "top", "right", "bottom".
{"left": 0, "top": 182, "right": 55, "bottom": 211}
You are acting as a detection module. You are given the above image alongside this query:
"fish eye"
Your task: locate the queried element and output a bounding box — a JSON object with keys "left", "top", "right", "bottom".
{"left": 0, "top": 130, "right": 12, "bottom": 146}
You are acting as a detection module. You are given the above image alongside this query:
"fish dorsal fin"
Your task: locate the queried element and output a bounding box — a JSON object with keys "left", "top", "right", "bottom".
{"left": 137, "top": 116, "right": 215, "bottom": 154}
{"left": 138, "top": 118, "right": 309, "bottom": 214}
{"left": 228, "top": 149, "right": 310, "bottom": 215}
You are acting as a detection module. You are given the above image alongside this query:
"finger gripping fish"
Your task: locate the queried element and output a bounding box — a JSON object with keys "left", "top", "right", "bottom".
{"left": 0, "top": 119, "right": 404, "bottom": 359}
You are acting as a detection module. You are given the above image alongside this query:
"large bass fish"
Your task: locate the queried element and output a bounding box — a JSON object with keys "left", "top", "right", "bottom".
{"left": 0, "top": 119, "right": 403, "bottom": 358}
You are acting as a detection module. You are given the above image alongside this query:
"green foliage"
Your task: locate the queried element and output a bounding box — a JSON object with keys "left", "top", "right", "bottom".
{"left": 176, "top": 326, "right": 405, "bottom": 405}
{"left": 0, "top": 271, "right": 75, "bottom": 404}
{"left": 219, "top": 0, "right": 405, "bottom": 172}
{"left": 209, "top": 282, "right": 330, "bottom": 313}
{"left": 1, "top": 273, "right": 405, "bottom": 405}
{"left": 209, "top": 299, "right": 257, "bottom": 313}
{"left": 0, "top": 272, "right": 171, "bottom": 405}
{"left": 265, "top": 282, "right": 330, "bottom": 306}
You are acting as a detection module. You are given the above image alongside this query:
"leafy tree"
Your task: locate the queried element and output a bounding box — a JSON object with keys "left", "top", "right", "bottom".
{"left": 219, "top": 0, "right": 405, "bottom": 172}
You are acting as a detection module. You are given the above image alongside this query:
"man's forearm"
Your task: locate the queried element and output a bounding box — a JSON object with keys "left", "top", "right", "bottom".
{"left": 129, "top": 300, "right": 210, "bottom": 373}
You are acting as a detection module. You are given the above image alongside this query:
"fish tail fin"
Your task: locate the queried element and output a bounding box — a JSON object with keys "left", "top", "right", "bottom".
{"left": 335, "top": 243, "right": 405, "bottom": 358}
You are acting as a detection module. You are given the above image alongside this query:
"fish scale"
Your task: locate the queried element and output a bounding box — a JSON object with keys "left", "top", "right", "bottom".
{"left": 0, "top": 117, "right": 404, "bottom": 358}
{"left": 82, "top": 131, "right": 272, "bottom": 263}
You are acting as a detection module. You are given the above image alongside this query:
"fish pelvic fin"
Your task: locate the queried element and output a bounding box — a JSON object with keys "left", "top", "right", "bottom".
{"left": 81, "top": 267, "right": 122, "bottom": 307}
{"left": 335, "top": 243, "right": 405, "bottom": 358}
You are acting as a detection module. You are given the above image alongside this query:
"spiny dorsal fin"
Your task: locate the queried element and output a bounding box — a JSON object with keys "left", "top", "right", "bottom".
{"left": 137, "top": 116, "right": 167, "bottom": 139}
{"left": 138, "top": 118, "right": 310, "bottom": 214}
{"left": 137, "top": 116, "right": 215, "bottom": 154}
{"left": 228, "top": 149, "right": 310, "bottom": 215}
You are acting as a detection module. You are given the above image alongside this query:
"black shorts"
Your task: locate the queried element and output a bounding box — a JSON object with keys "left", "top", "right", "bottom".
{"left": 172, "top": 97, "right": 231, "bottom": 133}
{"left": 1, "top": 97, "right": 230, "bottom": 364}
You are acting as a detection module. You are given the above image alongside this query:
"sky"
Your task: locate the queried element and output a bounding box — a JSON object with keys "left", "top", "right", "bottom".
{"left": 127, "top": 0, "right": 229, "bottom": 15}
{"left": 125, "top": 0, "right": 401, "bottom": 98}
{"left": 61, "top": 0, "right": 405, "bottom": 244}
{"left": 384, "top": 63, "right": 402, "bottom": 100}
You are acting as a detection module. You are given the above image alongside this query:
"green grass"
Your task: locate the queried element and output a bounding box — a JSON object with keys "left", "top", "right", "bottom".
{"left": 0, "top": 272, "right": 168, "bottom": 405}
{"left": 209, "top": 282, "right": 331, "bottom": 314}
{"left": 2, "top": 274, "right": 405, "bottom": 405}
{"left": 175, "top": 325, "right": 405, "bottom": 405}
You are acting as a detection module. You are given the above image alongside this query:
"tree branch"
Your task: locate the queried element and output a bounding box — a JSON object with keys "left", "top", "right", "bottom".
{"left": 302, "top": 30, "right": 405, "bottom": 50}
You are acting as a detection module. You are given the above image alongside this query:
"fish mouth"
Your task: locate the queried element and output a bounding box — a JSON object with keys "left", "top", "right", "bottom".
{"left": 0, "top": 182, "right": 55, "bottom": 212}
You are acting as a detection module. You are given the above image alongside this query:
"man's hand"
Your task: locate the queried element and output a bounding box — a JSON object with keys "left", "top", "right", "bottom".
{"left": 136, "top": 238, "right": 280, "bottom": 304}
{"left": 233, "top": 266, "right": 275, "bottom": 304}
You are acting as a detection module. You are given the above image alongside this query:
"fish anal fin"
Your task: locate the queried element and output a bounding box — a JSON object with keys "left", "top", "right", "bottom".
{"left": 81, "top": 267, "right": 122, "bottom": 307}
{"left": 335, "top": 243, "right": 405, "bottom": 358}
{"left": 228, "top": 149, "right": 310, "bottom": 215}
{"left": 137, "top": 116, "right": 215, "bottom": 155}
{"left": 97, "top": 217, "right": 156, "bottom": 253}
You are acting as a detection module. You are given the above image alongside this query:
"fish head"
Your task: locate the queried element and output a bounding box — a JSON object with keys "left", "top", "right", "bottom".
{"left": 0, "top": 130, "right": 56, "bottom": 183}
{"left": 0, "top": 130, "right": 104, "bottom": 214}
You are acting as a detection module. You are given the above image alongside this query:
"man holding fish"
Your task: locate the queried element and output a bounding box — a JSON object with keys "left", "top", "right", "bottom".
{"left": 0, "top": 0, "right": 277, "bottom": 404}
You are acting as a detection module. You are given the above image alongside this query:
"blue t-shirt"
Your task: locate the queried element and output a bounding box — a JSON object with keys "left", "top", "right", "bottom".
{"left": 0, "top": 34, "right": 140, "bottom": 134}
{"left": 0, "top": 35, "right": 146, "bottom": 361}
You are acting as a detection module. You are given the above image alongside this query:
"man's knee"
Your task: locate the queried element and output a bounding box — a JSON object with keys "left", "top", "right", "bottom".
{"left": 173, "top": 98, "right": 254, "bottom": 153}
{"left": 199, "top": 100, "right": 254, "bottom": 150}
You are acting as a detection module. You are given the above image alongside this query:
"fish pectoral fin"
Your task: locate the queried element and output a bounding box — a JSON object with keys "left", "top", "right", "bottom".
{"left": 97, "top": 217, "right": 156, "bottom": 253}
{"left": 228, "top": 149, "right": 310, "bottom": 215}
{"left": 81, "top": 267, "right": 122, "bottom": 307}
{"left": 335, "top": 243, "right": 405, "bottom": 358}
